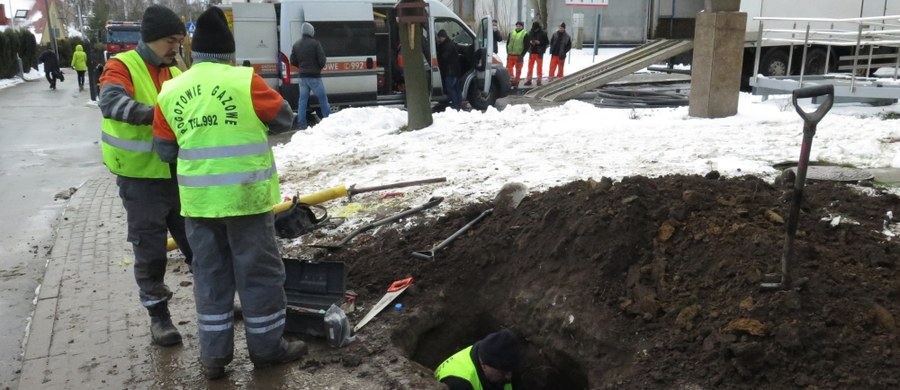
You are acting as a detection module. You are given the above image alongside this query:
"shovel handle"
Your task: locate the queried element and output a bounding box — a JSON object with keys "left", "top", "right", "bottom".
{"left": 791, "top": 85, "right": 834, "bottom": 127}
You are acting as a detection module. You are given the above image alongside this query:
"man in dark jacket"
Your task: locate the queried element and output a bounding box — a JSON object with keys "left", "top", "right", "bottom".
{"left": 38, "top": 48, "right": 61, "bottom": 90}
{"left": 492, "top": 20, "right": 502, "bottom": 54}
{"left": 289, "top": 22, "right": 331, "bottom": 130}
{"left": 436, "top": 29, "right": 463, "bottom": 111}
{"left": 524, "top": 21, "right": 549, "bottom": 86}
{"left": 548, "top": 22, "right": 572, "bottom": 81}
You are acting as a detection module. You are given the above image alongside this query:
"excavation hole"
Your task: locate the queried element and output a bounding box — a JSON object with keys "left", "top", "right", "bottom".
{"left": 402, "top": 311, "right": 590, "bottom": 390}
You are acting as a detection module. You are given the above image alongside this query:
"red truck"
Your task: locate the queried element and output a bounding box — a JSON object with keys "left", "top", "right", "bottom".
{"left": 104, "top": 21, "right": 141, "bottom": 60}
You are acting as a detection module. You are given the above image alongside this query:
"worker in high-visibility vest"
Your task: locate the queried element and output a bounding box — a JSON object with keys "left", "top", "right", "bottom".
{"left": 98, "top": 4, "right": 191, "bottom": 348}
{"left": 152, "top": 6, "right": 300, "bottom": 381}
{"left": 506, "top": 21, "right": 528, "bottom": 89}
{"left": 435, "top": 329, "right": 522, "bottom": 389}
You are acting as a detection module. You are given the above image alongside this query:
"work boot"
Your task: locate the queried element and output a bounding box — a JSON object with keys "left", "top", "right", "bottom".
{"left": 524, "top": 79, "right": 532, "bottom": 86}
{"left": 203, "top": 365, "right": 226, "bottom": 380}
{"left": 148, "top": 303, "right": 182, "bottom": 346}
{"left": 252, "top": 340, "right": 308, "bottom": 369}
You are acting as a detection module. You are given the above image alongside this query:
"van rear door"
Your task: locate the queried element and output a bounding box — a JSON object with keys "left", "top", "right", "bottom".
{"left": 281, "top": 1, "right": 377, "bottom": 106}
{"left": 230, "top": 3, "right": 279, "bottom": 88}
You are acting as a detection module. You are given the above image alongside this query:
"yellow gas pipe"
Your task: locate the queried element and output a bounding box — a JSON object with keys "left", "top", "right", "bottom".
{"left": 164, "top": 177, "right": 446, "bottom": 251}
{"left": 165, "top": 185, "right": 349, "bottom": 251}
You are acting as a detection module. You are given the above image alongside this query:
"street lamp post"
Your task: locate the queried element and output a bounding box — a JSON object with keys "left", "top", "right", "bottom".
{"left": 42, "top": 0, "right": 59, "bottom": 57}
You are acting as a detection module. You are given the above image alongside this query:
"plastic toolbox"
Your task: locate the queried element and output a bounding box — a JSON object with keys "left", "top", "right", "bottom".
{"left": 282, "top": 259, "right": 346, "bottom": 337}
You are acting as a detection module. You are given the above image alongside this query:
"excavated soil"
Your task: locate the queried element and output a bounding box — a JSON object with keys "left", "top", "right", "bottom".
{"left": 287, "top": 173, "right": 900, "bottom": 389}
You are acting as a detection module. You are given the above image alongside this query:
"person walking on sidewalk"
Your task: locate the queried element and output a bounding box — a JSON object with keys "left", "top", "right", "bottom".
{"left": 152, "top": 7, "right": 300, "bottom": 380}
{"left": 523, "top": 21, "right": 549, "bottom": 87}
{"left": 289, "top": 22, "right": 331, "bottom": 130}
{"left": 505, "top": 21, "right": 527, "bottom": 89}
{"left": 435, "top": 329, "right": 523, "bottom": 390}
{"left": 548, "top": 23, "right": 572, "bottom": 82}
{"left": 71, "top": 44, "right": 88, "bottom": 91}
{"left": 98, "top": 4, "right": 192, "bottom": 348}
{"left": 38, "top": 48, "right": 60, "bottom": 90}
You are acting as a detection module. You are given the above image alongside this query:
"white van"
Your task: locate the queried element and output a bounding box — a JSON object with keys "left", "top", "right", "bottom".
{"left": 219, "top": 0, "right": 510, "bottom": 115}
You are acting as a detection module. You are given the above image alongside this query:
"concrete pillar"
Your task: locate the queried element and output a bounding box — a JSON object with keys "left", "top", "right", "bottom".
{"left": 688, "top": 10, "right": 747, "bottom": 118}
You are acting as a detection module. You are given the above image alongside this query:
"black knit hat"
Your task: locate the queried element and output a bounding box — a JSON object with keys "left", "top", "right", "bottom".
{"left": 560, "top": 22, "right": 566, "bottom": 28}
{"left": 192, "top": 7, "right": 235, "bottom": 55}
{"left": 477, "top": 329, "right": 521, "bottom": 372}
{"left": 141, "top": 5, "right": 186, "bottom": 43}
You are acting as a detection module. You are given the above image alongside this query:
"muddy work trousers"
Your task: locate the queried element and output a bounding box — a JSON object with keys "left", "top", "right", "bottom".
{"left": 186, "top": 212, "right": 289, "bottom": 368}
{"left": 116, "top": 175, "right": 192, "bottom": 310}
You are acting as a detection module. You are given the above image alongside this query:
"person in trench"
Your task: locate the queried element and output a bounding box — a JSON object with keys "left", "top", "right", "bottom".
{"left": 435, "top": 329, "right": 523, "bottom": 389}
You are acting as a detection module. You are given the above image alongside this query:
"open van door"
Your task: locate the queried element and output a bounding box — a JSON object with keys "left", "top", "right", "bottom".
{"left": 280, "top": 1, "right": 377, "bottom": 108}
{"left": 476, "top": 16, "right": 493, "bottom": 96}
{"left": 229, "top": 3, "right": 278, "bottom": 88}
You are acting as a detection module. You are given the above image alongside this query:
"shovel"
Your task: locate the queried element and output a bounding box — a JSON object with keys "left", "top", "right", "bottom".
{"left": 761, "top": 85, "right": 834, "bottom": 291}
{"left": 308, "top": 196, "right": 444, "bottom": 251}
{"left": 411, "top": 183, "right": 527, "bottom": 261}
{"left": 353, "top": 277, "right": 414, "bottom": 332}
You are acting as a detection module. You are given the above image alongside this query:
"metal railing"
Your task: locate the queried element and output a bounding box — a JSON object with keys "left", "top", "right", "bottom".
{"left": 751, "top": 14, "right": 900, "bottom": 92}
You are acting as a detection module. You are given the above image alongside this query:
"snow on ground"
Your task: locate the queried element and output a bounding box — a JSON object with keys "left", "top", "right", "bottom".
{"left": 272, "top": 48, "right": 900, "bottom": 240}
{"left": 2, "top": 47, "right": 898, "bottom": 242}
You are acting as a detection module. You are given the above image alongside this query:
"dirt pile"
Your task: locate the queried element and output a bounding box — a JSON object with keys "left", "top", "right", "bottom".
{"left": 303, "top": 174, "right": 899, "bottom": 389}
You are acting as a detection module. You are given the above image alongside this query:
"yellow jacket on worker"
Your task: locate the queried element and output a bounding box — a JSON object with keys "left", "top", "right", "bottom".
{"left": 100, "top": 51, "right": 181, "bottom": 178}
{"left": 435, "top": 346, "right": 514, "bottom": 390}
{"left": 156, "top": 63, "right": 280, "bottom": 218}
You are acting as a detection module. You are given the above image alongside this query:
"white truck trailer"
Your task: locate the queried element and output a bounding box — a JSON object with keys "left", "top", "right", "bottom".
{"left": 652, "top": 0, "right": 900, "bottom": 81}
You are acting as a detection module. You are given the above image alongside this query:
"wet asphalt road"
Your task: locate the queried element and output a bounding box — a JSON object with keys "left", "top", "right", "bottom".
{"left": 0, "top": 77, "right": 106, "bottom": 388}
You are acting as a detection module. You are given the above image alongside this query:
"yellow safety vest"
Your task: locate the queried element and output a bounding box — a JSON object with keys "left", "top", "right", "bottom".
{"left": 157, "top": 62, "right": 279, "bottom": 218}
{"left": 507, "top": 29, "right": 527, "bottom": 55}
{"left": 101, "top": 50, "right": 181, "bottom": 178}
{"left": 435, "top": 346, "right": 513, "bottom": 390}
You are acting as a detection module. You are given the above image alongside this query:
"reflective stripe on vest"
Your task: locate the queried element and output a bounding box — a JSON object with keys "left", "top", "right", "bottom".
{"left": 100, "top": 50, "right": 181, "bottom": 178}
{"left": 434, "top": 346, "right": 513, "bottom": 390}
{"left": 158, "top": 62, "right": 279, "bottom": 218}
{"left": 507, "top": 30, "right": 527, "bottom": 55}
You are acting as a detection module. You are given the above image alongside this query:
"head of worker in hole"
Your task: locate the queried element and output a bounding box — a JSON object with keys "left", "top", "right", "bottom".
{"left": 141, "top": 4, "right": 186, "bottom": 65}
{"left": 477, "top": 329, "right": 522, "bottom": 384}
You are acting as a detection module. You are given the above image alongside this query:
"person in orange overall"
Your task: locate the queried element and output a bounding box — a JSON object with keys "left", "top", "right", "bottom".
{"left": 548, "top": 22, "right": 572, "bottom": 82}
{"left": 505, "top": 21, "right": 527, "bottom": 89}
{"left": 523, "top": 21, "right": 549, "bottom": 87}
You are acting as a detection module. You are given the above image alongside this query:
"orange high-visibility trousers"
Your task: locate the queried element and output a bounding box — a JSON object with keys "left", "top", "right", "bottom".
{"left": 549, "top": 55, "right": 565, "bottom": 79}
{"left": 525, "top": 53, "right": 543, "bottom": 83}
{"left": 506, "top": 54, "right": 524, "bottom": 85}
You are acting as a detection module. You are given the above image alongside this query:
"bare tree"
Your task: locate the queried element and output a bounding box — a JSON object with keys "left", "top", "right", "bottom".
{"left": 531, "top": 0, "right": 547, "bottom": 30}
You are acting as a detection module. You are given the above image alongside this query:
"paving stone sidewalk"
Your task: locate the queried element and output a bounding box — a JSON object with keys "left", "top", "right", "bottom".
{"left": 17, "top": 175, "right": 202, "bottom": 389}
{"left": 16, "top": 175, "right": 366, "bottom": 389}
